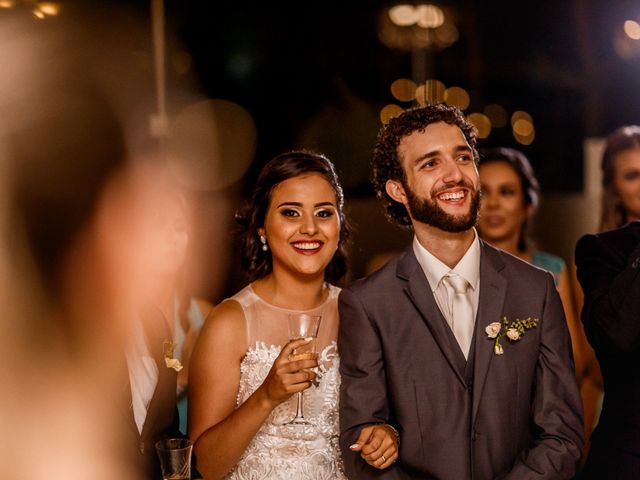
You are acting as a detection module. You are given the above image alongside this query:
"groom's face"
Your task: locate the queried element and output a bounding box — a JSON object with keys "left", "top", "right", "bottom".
{"left": 386, "top": 121, "right": 481, "bottom": 232}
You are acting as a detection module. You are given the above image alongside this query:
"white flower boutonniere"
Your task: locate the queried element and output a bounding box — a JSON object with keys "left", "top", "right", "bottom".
{"left": 486, "top": 316, "right": 538, "bottom": 356}
{"left": 163, "top": 340, "right": 183, "bottom": 372}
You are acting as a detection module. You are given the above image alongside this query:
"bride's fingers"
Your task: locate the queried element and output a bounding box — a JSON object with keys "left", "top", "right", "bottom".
{"left": 284, "top": 371, "right": 316, "bottom": 392}
{"left": 282, "top": 357, "right": 318, "bottom": 372}
{"left": 274, "top": 338, "right": 312, "bottom": 366}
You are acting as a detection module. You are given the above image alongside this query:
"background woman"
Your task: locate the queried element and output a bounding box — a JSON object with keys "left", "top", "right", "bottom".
{"left": 189, "top": 151, "right": 350, "bottom": 479}
{"left": 477, "top": 147, "right": 598, "bottom": 444}
{"left": 599, "top": 125, "right": 640, "bottom": 231}
{"left": 572, "top": 126, "right": 640, "bottom": 478}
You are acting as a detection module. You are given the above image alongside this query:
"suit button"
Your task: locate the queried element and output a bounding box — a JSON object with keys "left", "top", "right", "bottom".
{"left": 139, "top": 442, "right": 145, "bottom": 454}
{"left": 471, "top": 430, "right": 478, "bottom": 441}
{"left": 466, "top": 379, "right": 473, "bottom": 391}
{"left": 633, "top": 257, "right": 640, "bottom": 269}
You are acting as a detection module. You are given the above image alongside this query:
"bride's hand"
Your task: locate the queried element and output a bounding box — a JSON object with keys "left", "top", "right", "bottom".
{"left": 257, "top": 338, "right": 318, "bottom": 408}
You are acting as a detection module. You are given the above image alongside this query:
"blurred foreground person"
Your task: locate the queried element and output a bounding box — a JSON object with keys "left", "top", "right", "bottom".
{"left": 477, "top": 147, "right": 599, "bottom": 444}
{"left": 338, "top": 104, "right": 583, "bottom": 479}
{"left": 0, "top": 7, "right": 191, "bottom": 479}
{"left": 189, "top": 151, "right": 349, "bottom": 479}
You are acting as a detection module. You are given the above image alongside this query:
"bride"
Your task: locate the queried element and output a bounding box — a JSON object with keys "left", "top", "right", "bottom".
{"left": 189, "top": 151, "right": 350, "bottom": 479}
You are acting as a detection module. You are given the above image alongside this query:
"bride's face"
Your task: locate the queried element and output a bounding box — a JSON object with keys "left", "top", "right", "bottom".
{"left": 260, "top": 173, "right": 340, "bottom": 279}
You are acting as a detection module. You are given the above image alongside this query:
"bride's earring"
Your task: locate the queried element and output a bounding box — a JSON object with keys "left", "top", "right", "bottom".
{"left": 260, "top": 234, "right": 268, "bottom": 252}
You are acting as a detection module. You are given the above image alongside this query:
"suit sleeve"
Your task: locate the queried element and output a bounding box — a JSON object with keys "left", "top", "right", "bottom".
{"left": 575, "top": 233, "right": 640, "bottom": 356}
{"left": 502, "top": 273, "right": 584, "bottom": 479}
{"left": 338, "top": 287, "right": 412, "bottom": 480}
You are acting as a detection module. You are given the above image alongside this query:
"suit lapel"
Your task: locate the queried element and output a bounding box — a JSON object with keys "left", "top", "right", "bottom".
{"left": 472, "top": 242, "right": 507, "bottom": 422}
{"left": 399, "top": 249, "right": 467, "bottom": 386}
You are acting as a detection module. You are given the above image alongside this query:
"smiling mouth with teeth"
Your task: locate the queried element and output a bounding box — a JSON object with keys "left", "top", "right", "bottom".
{"left": 292, "top": 242, "right": 322, "bottom": 250}
{"left": 438, "top": 191, "right": 466, "bottom": 201}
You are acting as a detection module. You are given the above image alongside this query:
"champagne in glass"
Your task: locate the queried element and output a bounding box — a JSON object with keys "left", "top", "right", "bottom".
{"left": 285, "top": 313, "right": 321, "bottom": 426}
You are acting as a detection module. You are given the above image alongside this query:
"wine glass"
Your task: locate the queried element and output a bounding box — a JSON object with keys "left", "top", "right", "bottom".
{"left": 285, "top": 313, "right": 321, "bottom": 426}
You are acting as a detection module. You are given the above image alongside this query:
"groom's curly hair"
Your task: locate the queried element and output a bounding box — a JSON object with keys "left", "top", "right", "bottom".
{"left": 372, "top": 103, "right": 479, "bottom": 228}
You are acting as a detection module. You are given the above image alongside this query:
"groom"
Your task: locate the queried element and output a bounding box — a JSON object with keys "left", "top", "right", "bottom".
{"left": 338, "top": 104, "right": 583, "bottom": 479}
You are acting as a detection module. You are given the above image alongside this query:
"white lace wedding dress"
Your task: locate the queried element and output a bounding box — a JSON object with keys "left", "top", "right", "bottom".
{"left": 224, "top": 284, "right": 346, "bottom": 480}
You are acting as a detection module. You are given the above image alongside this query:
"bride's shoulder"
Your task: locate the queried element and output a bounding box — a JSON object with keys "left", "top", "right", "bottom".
{"left": 198, "top": 296, "right": 246, "bottom": 344}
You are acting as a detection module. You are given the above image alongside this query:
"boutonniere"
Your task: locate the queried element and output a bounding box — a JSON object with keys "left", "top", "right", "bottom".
{"left": 485, "top": 316, "right": 538, "bottom": 356}
{"left": 163, "top": 340, "right": 183, "bottom": 372}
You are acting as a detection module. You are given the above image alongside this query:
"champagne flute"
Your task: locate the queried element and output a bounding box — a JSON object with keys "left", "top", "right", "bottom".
{"left": 285, "top": 313, "right": 321, "bottom": 426}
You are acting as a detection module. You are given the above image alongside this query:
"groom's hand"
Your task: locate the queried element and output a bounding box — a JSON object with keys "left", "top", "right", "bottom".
{"left": 349, "top": 424, "right": 399, "bottom": 469}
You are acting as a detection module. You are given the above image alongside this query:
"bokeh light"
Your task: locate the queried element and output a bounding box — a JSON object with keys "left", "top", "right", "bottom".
{"left": 444, "top": 86, "right": 470, "bottom": 110}
{"left": 388, "top": 4, "right": 444, "bottom": 28}
{"left": 416, "top": 5, "right": 445, "bottom": 28}
{"left": 511, "top": 110, "right": 533, "bottom": 127}
{"left": 624, "top": 20, "right": 640, "bottom": 40}
{"left": 514, "top": 127, "right": 535, "bottom": 145}
{"left": 467, "top": 113, "right": 491, "bottom": 139}
{"left": 510, "top": 110, "right": 535, "bottom": 144}
{"left": 391, "top": 78, "right": 417, "bottom": 102}
{"left": 388, "top": 5, "right": 418, "bottom": 26}
{"left": 415, "top": 79, "right": 446, "bottom": 106}
{"left": 484, "top": 103, "right": 508, "bottom": 128}
{"left": 380, "top": 4, "right": 456, "bottom": 51}
{"left": 380, "top": 104, "right": 404, "bottom": 124}
{"left": 30, "top": 2, "right": 61, "bottom": 18}
{"left": 513, "top": 118, "right": 534, "bottom": 137}
{"left": 37, "top": 2, "right": 61, "bottom": 16}
{"left": 168, "top": 98, "right": 256, "bottom": 191}
{"left": 0, "top": 1, "right": 15, "bottom": 8}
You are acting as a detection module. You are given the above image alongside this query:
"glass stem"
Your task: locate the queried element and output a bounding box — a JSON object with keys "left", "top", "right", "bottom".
{"left": 295, "top": 391, "right": 304, "bottom": 420}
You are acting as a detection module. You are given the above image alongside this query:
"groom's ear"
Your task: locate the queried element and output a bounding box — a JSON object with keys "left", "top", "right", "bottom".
{"left": 386, "top": 179, "right": 408, "bottom": 205}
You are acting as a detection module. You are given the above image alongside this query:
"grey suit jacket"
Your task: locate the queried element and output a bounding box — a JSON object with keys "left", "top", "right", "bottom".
{"left": 338, "top": 241, "right": 583, "bottom": 480}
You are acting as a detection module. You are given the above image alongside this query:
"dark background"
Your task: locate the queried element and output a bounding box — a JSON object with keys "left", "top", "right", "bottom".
{"left": 168, "top": 0, "right": 640, "bottom": 292}
{"left": 165, "top": 0, "right": 640, "bottom": 195}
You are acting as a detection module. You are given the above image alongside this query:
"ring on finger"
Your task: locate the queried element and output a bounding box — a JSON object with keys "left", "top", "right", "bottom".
{"left": 381, "top": 454, "right": 386, "bottom": 463}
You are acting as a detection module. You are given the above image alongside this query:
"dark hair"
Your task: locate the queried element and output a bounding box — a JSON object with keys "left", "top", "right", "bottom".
{"left": 600, "top": 125, "right": 640, "bottom": 232}
{"left": 479, "top": 147, "right": 540, "bottom": 252}
{"left": 236, "top": 150, "right": 349, "bottom": 282}
{"left": 372, "top": 104, "right": 479, "bottom": 227}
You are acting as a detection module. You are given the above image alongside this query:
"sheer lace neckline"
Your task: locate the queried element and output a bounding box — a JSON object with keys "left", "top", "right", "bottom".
{"left": 247, "top": 283, "right": 336, "bottom": 313}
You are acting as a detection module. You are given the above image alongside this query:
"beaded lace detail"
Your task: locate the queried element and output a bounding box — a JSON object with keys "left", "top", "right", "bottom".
{"left": 223, "top": 284, "right": 346, "bottom": 480}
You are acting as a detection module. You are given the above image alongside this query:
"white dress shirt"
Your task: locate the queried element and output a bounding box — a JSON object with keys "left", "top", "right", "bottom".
{"left": 412, "top": 230, "right": 481, "bottom": 357}
{"left": 126, "top": 320, "right": 159, "bottom": 434}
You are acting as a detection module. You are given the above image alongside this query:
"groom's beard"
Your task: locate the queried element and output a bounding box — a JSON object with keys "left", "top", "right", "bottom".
{"left": 404, "top": 181, "right": 481, "bottom": 233}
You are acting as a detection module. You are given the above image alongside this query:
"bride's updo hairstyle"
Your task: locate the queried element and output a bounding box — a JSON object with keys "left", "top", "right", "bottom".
{"left": 236, "top": 150, "right": 350, "bottom": 282}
